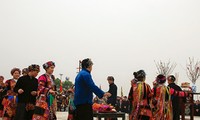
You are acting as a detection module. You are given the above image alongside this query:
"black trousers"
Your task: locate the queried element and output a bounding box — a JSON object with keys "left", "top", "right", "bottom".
{"left": 75, "top": 104, "right": 93, "bottom": 120}
{"left": 14, "top": 103, "right": 34, "bottom": 120}
{"left": 173, "top": 109, "right": 180, "bottom": 120}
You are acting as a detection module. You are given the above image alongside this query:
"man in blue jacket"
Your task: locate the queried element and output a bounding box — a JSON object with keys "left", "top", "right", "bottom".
{"left": 74, "top": 58, "right": 111, "bottom": 120}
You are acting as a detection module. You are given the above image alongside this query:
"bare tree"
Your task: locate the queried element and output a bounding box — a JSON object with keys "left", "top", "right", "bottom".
{"left": 186, "top": 57, "right": 200, "bottom": 85}
{"left": 155, "top": 60, "right": 176, "bottom": 77}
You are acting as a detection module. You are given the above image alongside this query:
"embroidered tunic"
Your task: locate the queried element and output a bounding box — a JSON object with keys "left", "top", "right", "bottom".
{"left": 128, "top": 81, "right": 152, "bottom": 120}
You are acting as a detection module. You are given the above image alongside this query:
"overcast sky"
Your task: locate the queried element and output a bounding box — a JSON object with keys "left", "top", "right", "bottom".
{"left": 0, "top": 0, "right": 200, "bottom": 96}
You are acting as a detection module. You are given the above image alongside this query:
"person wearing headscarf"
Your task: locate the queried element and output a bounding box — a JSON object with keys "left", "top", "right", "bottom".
{"left": 74, "top": 58, "right": 111, "bottom": 120}
{"left": 128, "top": 70, "right": 152, "bottom": 120}
{"left": 0, "top": 76, "right": 6, "bottom": 117}
{"left": 152, "top": 75, "right": 188, "bottom": 120}
{"left": 151, "top": 74, "right": 172, "bottom": 120}
{"left": 14, "top": 64, "right": 40, "bottom": 120}
{"left": 2, "top": 68, "right": 21, "bottom": 120}
{"left": 32, "top": 61, "right": 57, "bottom": 120}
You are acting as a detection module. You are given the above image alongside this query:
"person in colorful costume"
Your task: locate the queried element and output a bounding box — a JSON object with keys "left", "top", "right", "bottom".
{"left": 14, "top": 64, "right": 40, "bottom": 120}
{"left": 32, "top": 61, "right": 57, "bottom": 120}
{"left": 2, "top": 68, "right": 21, "bottom": 120}
{"left": 0, "top": 76, "right": 6, "bottom": 118}
{"left": 67, "top": 87, "right": 75, "bottom": 120}
{"left": 128, "top": 70, "right": 152, "bottom": 120}
{"left": 152, "top": 74, "right": 188, "bottom": 120}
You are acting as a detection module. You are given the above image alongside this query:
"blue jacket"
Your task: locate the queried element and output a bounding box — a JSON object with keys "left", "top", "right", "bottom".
{"left": 74, "top": 69, "right": 105, "bottom": 106}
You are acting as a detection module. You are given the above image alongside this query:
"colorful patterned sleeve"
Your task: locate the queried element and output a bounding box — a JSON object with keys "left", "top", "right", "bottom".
{"left": 169, "top": 88, "right": 188, "bottom": 97}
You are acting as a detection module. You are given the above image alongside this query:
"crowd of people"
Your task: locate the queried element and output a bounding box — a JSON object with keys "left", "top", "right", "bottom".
{"left": 56, "top": 95, "right": 68, "bottom": 112}
{"left": 0, "top": 58, "right": 193, "bottom": 120}
{"left": 115, "top": 96, "right": 130, "bottom": 114}
{"left": 73, "top": 58, "right": 190, "bottom": 120}
{"left": 0, "top": 61, "right": 57, "bottom": 120}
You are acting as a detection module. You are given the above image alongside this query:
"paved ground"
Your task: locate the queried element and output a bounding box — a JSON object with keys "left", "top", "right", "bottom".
{"left": 1, "top": 112, "right": 199, "bottom": 120}
{"left": 57, "top": 112, "right": 200, "bottom": 120}
{"left": 185, "top": 116, "right": 200, "bottom": 120}
{"left": 0, "top": 112, "right": 199, "bottom": 120}
{"left": 57, "top": 112, "right": 68, "bottom": 120}
{"left": 57, "top": 112, "right": 129, "bottom": 120}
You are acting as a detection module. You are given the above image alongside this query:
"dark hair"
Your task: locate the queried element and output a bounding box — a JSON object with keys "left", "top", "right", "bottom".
{"left": 168, "top": 75, "right": 176, "bottom": 82}
{"left": 22, "top": 68, "right": 29, "bottom": 74}
{"left": 107, "top": 76, "right": 114, "bottom": 81}
{"left": 156, "top": 74, "right": 166, "bottom": 84}
{"left": 11, "top": 68, "right": 21, "bottom": 75}
{"left": 133, "top": 70, "right": 146, "bottom": 81}
{"left": 81, "top": 58, "right": 93, "bottom": 69}
{"left": 0, "top": 76, "right": 4, "bottom": 80}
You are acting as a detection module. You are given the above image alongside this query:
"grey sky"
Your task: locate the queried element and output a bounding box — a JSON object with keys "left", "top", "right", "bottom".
{"left": 0, "top": 0, "right": 200, "bottom": 96}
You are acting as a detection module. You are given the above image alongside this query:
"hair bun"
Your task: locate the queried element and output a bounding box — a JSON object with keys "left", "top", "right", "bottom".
{"left": 133, "top": 72, "right": 138, "bottom": 77}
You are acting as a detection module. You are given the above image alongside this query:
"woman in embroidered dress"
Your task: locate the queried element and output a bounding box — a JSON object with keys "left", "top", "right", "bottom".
{"left": 0, "top": 76, "right": 6, "bottom": 118}
{"left": 67, "top": 86, "right": 75, "bottom": 120}
{"left": 32, "top": 61, "right": 57, "bottom": 120}
{"left": 151, "top": 74, "right": 189, "bottom": 120}
{"left": 2, "top": 68, "right": 21, "bottom": 120}
{"left": 128, "top": 70, "right": 152, "bottom": 120}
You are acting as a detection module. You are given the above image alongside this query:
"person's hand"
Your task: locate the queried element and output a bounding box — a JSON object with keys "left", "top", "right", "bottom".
{"left": 18, "top": 89, "right": 24, "bottom": 94}
{"left": 49, "top": 89, "right": 56, "bottom": 95}
{"left": 104, "top": 92, "right": 111, "bottom": 97}
{"left": 31, "top": 91, "right": 37, "bottom": 96}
